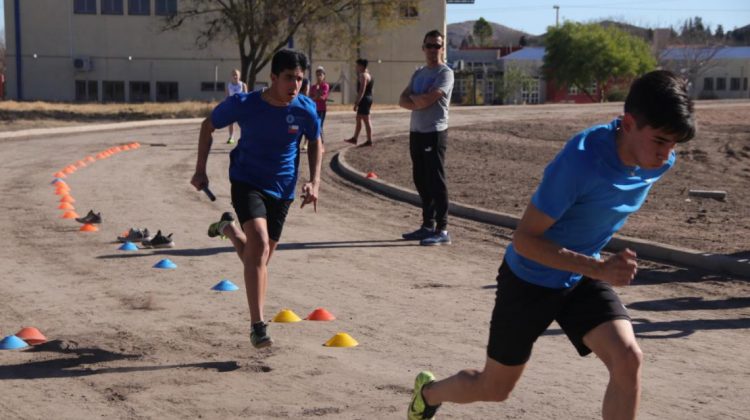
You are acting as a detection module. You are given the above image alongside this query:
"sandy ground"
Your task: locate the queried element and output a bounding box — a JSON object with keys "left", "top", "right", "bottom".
{"left": 346, "top": 101, "right": 750, "bottom": 255}
{"left": 0, "top": 105, "right": 748, "bottom": 419}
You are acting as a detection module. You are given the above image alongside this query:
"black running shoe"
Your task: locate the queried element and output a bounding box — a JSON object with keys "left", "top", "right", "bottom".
{"left": 142, "top": 230, "right": 174, "bottom": 248}
{"left": 75, "top": 210, "right": 102, "bottom": 224}
{"left": 250, "top": 321, "right": 273, "bottom": 349}
{"left": 402, "top": 226, "right": 434, "bottom": 240}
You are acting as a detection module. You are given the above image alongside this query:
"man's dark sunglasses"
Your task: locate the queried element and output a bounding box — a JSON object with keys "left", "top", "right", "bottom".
{"left": 424, "top": 43, "right": 443, "bottom": 50}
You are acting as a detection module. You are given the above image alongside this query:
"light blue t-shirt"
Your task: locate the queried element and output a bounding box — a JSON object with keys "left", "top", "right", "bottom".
{"left": 505, "top": 119, "right": 675, "bottom": 289}
{"left": 211, "top": 91, "right": 320, "bottom": 200}
{"left": 408, "top": 64, "right": 454, "bottom": 133}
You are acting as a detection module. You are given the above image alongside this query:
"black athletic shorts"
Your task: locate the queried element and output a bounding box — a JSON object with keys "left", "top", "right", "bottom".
{"left": 230, "top": 181, "right": 292, "bottom": 242}
{"left": 357, "top": 96, "right": 373, "bottom": 115}
{"left": 487, "top": 260, "right": 631, "bottom": 366}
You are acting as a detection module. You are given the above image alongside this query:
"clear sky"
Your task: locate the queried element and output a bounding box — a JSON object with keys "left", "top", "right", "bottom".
{"left": 447, "top": 0, "right": 750, "bottom": 36}
{"left": 2, "top": 1, "right": 748, "bottom": 40}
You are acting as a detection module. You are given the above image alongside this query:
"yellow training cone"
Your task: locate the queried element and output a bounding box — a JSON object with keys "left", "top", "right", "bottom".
{"left": 324, "top": 332, "right": 359, "bottom": 347}
{"left": 272, "top": 309, "right": 302, "bottom": 323}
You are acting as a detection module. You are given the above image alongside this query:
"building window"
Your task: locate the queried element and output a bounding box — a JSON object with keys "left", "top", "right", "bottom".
{"left": 399, "top": 1, "right": 418, "bottom": 18}
{"left": 567, "top": 84, "right": 579, "bottom": 95}
{"left": 730, "top": 77, "right": 741, "bottom": 91}
{"left": 744, "top": 78, "right": 748, "bottom": 91}
{"left": 129, "top": 0, "right": 150, "bottom": 15}
{"left": 522, "top": 78, "right": 540, "bottom": 104}
{"left": 130, "top": 81, "right": 151, "bottom": 102}
{"left": 75, "top": 80, "right": 98, "bottom": 102}
{"left": 201, "top": 82, "right": 226, "bottom": 92}
{"left": 74, "top": 0, "right": 97, "bottom": 14}
{"left": 156, "top": 82, "right": 179, "bottom": 102}
{"left": 101, "top": 0, "right": 124, "bottom": 15}
{"left": 155, "top": 0, "right": 177, "bottom": 15}
{"left": 703, "top": 77, "right": 714, "bottom": 91}
{"left": 716, "top": 77, "right": 726, "bottom": 91}
{"left": 102, "top": 81, "right": 125, "bottom": 102}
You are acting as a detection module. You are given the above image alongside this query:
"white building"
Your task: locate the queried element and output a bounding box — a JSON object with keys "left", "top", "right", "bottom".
{"left": 4, "top": 0, "right": 448, "bottom": 104}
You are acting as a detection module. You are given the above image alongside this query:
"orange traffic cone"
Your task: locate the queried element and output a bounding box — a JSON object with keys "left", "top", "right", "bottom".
{"left": 60, "top": 195, "right": 75, "bottom": 203}
{"left": 58, "top": 202, "right": 75, "bottom": 210}
{"left": 80, "top": 223, "right": 98, "bottom": 232}
{"left": 61, "top": 210, "right": 79, "bottom": 219}
{"left": 15, "top": 327, "right": 47, "bottom": 345}
{"left": 306, "top": 308, "right": 336, "bottom": 321}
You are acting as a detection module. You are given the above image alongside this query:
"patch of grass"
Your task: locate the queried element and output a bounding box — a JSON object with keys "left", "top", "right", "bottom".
{"left": 0, "top": 100, "right": 400, "bottom": 132}
{"left": 0, "top": 100, "right": 218, "bottom": 122}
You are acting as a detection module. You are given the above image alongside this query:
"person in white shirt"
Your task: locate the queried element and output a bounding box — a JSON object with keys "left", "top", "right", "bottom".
{"left": 225, "top": 69, "right": 248, "bottom": 144}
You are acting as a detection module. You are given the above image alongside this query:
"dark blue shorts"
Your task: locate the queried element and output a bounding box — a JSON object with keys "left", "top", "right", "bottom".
{"left": 230, "top": 181, "right": 292, "bottom": 242}
{"left": 487, "top": 260, "right": 630, "bottom": 365}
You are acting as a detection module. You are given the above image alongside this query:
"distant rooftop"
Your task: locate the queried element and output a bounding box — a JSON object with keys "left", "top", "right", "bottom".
{"left": 660, "top": 46, "right": 750, "bottom": 60}
{"left": 501, "top": 47, "right": 545, "bottom": 61}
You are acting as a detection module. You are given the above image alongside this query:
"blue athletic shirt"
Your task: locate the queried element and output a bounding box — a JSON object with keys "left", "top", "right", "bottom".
{"left": 505, "top": 118, "right": 675, "bottom": 289}
{"left": 211, "top": 91, "right": 320, "bottom": 200}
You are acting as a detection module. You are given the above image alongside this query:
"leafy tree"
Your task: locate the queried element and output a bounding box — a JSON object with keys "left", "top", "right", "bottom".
{"left": 543, "top": 22, "right": 656, "bottom": 101}
{"left": 715, "top": 24, "right": 725, "bottom": 40}
{"left": 473, "top": 17, "right": 493, "bottom": 47}
{"left": 163, "top": 0, "right": 408, "bottom": 88}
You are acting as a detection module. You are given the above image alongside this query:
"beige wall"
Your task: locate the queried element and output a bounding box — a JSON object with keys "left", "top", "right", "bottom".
{"left": 696, "top": 59, "right": 750, "bottom": 99}
{"left": 4, "top": 0, "right": 445, "bottom": 103}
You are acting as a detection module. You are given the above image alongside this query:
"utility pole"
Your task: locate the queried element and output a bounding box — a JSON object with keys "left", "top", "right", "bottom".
{"left": 553, "top": 5, "right": 560, "bottom": 27}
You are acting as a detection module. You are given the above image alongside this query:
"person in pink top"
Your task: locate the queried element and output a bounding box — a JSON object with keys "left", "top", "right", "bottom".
{"left": 303, "top": 66, "right": 330, "bottom": 150}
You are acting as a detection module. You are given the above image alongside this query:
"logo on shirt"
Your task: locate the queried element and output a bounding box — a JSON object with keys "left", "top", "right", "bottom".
{"left": 288, "top": 125, "right": 299, "bottom": 134}
{"left": 286, "top": 114, "right": 295, "bottom": 124}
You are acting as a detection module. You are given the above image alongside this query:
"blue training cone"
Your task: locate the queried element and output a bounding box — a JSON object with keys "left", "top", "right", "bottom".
{"left": 153, "top": 258, "right": 177, "bottom": 269}
{"left": 212, "top": 279, "right": 239, "bottom": 291}
{"left": 0, "top": 335, "right": 29, "bottom": 350}
{"left": 118, "top": 241, "right": 138, "bottom": 251}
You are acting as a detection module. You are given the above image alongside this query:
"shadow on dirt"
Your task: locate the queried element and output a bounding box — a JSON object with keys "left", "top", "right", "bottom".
{"left": 0, "top": 340, "right": 239, "bottom": 380}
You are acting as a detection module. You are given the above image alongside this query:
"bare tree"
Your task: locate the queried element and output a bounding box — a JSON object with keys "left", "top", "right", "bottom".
{"left": 163, "top": 0, "right": 408, "bottom": 88}
{"left": 659, "top": 18, "right": 727, "bottom": 97}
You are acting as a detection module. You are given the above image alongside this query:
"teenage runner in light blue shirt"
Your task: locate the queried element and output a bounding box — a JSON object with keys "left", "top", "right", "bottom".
{"left": 408, "top": 70, "right": 696, "bottom": 420}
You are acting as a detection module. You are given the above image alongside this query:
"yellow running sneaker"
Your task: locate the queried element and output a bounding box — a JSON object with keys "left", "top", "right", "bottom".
{"left": 407, "top": 371, "right": 440, "bottom": 419}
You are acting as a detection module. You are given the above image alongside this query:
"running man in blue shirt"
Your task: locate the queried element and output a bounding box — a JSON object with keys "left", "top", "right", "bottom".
{"left": 191, "top": 50, "right": 324, "bottom": 349}
{"left": 408, "top": 70, "right": 695, "bottom": 420}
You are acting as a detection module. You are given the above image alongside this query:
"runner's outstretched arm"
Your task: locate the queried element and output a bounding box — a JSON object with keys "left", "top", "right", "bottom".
{"left": 191, "top": 118, "right": 215, "bottom": 191}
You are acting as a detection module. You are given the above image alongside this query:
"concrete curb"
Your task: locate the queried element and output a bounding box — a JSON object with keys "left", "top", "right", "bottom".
{"left": 334, "top": 149, "right": 750, "bottom": 279}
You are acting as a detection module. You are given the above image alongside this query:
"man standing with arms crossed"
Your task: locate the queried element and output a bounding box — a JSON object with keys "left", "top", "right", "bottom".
{"left": 191, "top": 50, "right": 323, "bottom": 349}
{"left": 399, "top": 30, "right": 454, "bottom": 246}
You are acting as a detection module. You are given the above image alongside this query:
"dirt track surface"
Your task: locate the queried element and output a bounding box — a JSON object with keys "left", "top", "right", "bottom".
{"left": 346, "top": 101, "right": 750, "bottom": 256}
{"left": 0, "top": 106, "right": 748, "bottom": 419}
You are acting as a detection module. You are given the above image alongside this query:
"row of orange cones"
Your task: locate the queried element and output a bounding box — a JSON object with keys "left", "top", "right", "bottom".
{"left": 52, "top": 142, "right": 141, "bottom": 232}
{"left": 5, "top": 143, "right": 143, "bottom": 349}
